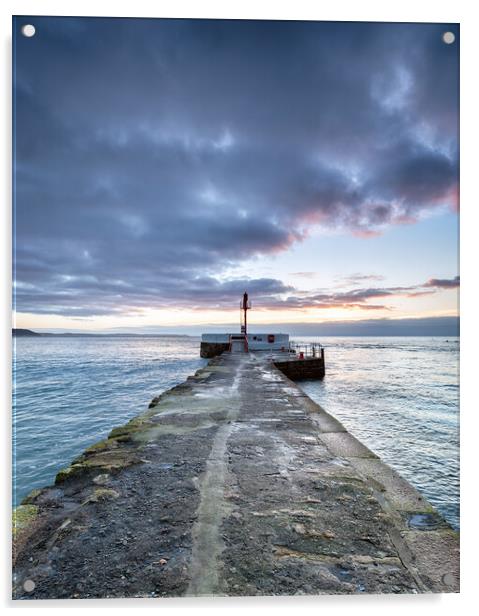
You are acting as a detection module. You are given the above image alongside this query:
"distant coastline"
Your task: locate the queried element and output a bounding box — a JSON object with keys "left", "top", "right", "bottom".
{"left": 12, "top": 329, "right": 41, "bottom": 337}
{"left": 12, "top": 329, "right": 191, "bottom": 338}
{"left": 13, "top": 315, "right": 459, "bottom": 338}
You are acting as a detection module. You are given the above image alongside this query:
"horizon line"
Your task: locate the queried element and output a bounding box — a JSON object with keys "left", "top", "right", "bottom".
{"left": 13, "top": 315, "right": 459, "bottom": 337}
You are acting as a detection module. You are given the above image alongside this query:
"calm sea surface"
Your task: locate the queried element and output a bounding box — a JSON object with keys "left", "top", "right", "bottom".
{"left": 12, "top": 335, "right": 459, "bottom": 529}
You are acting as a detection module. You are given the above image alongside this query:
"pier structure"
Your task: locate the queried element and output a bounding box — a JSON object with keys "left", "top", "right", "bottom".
{"left": 13, "top": 352, "right": 459, "bottom": 599}
{"left": 200, "top": 333, "right": 291, "bottom": 357}
{"left": 200, "top": 337, "right": 325, "bottom": 380}
{"left": 200, "top": 292, "right": 325, "bottom": 379}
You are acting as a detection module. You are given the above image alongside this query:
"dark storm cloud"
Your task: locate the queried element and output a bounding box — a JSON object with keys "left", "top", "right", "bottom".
{"left": 13, "top": 17, "right": 459, "bottom": 316}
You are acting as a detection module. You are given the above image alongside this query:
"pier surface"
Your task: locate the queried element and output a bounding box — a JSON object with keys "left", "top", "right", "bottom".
{"left": 13, "top": 353, "right": 459, "bottom": 599}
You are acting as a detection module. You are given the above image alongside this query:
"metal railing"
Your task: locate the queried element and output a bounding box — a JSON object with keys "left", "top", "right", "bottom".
{"left": 289, "top": 342, "right": 324, "bottom": 359}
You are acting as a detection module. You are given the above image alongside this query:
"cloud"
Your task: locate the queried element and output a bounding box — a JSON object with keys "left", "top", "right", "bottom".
{"left": 255, "top": 276, "right": 460, "bottom": 312}
{"left": 425, "top": 276, "right": 460, "bottom": 289}
{"left": 13, "top": 18, "right": 459, "bottom": 316}
{"left": 337, "top": 273, "right": 385, "bottom": 285}
{"left": 290, "top": 272, "right": 317, "bottom": 279}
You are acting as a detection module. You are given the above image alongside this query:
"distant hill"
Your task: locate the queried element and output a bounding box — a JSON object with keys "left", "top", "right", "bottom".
{"left": 12, "top": 328, "right": 41, "bottom": 337}
{"left": 11, "top": 329, "right": 192, "bottom": 338}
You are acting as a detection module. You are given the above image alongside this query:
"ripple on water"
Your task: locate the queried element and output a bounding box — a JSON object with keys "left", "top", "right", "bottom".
{"left": 296, "top": 336, "right": 459, "bottom": 530}
{"left": 13, "top": 336, "right": 206, "bottom": 507}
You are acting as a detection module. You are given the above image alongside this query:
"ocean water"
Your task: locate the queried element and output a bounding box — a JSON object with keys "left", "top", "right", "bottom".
{"left": 12, "top": 335, "right": 459, "bottom": 530}
{"left": 12, "top": 336, "right": 206, "bottom": 508}
{"left": 296, "top": 336, "right": 459, "bottom": 530}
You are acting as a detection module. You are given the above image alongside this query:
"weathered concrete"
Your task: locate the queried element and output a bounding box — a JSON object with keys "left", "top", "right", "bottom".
{"left": 12, "top": 353, "right": 459, "bottom": 599}
{"left": 200, "top": 341, "right": 229, "bottom": 358}
{"left": 274, "top": 355, "right": 325, "bottom": 380}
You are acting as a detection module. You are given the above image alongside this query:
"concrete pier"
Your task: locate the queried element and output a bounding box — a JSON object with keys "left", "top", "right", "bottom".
{"left": 274, "top": 349, "right": 325, "bottom": 380}
{"left": 13, "top": 353, "right": 459, "bottom": 599}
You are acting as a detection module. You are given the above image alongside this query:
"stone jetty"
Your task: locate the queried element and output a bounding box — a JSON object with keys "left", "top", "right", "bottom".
{"left": 13, "top": 353, "right": 459, "bottom": 599}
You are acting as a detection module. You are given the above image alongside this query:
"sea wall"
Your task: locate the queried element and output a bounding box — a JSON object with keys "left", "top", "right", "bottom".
{"left": 200, "top": 341, "right": 229, "bottom": 358}
{"left": 274, "top": 356, "right": 325, "bottom": 380}
{"left": 12, "top": 353, "right": 459, "bottom": 599}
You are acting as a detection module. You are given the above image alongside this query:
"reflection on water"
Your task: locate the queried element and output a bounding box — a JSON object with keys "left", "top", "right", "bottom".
{"left": 12, "top": 335, "right": 459, "bottom": 530}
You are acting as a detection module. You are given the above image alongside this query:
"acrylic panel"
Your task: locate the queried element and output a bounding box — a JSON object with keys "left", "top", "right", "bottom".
{"left": 12, "top": 16, "right": 459, "bottom": 599}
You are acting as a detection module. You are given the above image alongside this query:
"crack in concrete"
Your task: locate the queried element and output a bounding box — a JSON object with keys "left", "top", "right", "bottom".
{"left": 186, "top": 358, "right": 244, "bottom": 596}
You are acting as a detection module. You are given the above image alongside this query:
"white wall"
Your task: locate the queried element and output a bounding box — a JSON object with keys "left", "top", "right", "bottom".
{"left": 248, "top": 334, "right": 289, "bottom": 350}
{"left": 201, "top": 334, "right": 230, "bottom": 343}
{"left": 201, "top": 333, "right": 289, "bottom": 350}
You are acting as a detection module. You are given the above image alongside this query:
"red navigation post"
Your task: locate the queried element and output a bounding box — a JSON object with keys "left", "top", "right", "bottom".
{"left": 240, "top": 292, "right": 251, "bottom": 352}
{"left": 241, "top": 291, "right": 250, "bottom": 335}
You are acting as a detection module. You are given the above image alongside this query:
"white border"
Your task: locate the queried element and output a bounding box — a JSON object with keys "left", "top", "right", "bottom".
{"left": 0, "top": 0, "right": 467, "bottom": 22}
{"left": 2, "top": 1, "right": 477, "bottom": 614}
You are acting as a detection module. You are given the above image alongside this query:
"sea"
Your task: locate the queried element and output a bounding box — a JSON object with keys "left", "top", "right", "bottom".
{"left": 12, "top": 335, "right": 459, "bottom": 530}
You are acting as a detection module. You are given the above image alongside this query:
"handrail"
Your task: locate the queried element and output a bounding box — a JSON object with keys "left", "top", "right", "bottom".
{"left": 289, "top": 342, "right": 324, "bottom": 358}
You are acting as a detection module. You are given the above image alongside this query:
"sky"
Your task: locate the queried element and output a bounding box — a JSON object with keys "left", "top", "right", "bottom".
{"left": 13, "top": 17, "right": 459, "bottom": 334}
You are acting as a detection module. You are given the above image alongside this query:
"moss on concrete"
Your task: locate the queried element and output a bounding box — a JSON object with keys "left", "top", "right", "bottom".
{"left": 13, "top": 504, "right": 38, "bottom": 538}
{"left": 20, "top": 488, "right": 42, "bottom": 505}
{"left": 108, "top": 417, "right": 155, "bottom": 439}
{"left": 55, "top": 463, "right": 85, "bottom": 484}
{"left": 55, "top": 449, "right": 143, "bottom": 484}
{"left": 85, "top": 438, "right": 118, "bottom": 454}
